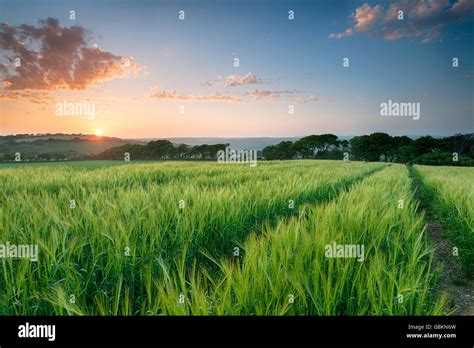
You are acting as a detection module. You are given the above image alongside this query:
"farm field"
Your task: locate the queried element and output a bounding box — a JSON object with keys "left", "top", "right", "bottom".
{"left": 0, "top": 160, "right": 472, "bottom": 315}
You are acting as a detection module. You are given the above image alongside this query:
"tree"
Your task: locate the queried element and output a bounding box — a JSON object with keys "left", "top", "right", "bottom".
{"left": 412, "top": 136, "right": 439, "bottom": 156}
{"left": 87, "top": 133, "right": 474, "bottom": 167}
{"left": 293, "top": 134, "right": 338, "bottom": 158}
{"left": 262, "top": 141, "right": 296, "bottom": 159}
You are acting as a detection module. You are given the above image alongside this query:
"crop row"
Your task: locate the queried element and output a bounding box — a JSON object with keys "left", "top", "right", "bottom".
{"left": 0, "top": 161, "right": 382, "bottom": 314}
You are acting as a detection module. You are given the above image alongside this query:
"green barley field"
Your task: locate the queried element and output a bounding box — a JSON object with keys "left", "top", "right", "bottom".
{"left": 0, "top": 160, "right": 472, "bottom": 315}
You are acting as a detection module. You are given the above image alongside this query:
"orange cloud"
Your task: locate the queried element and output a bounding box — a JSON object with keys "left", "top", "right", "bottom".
{"left": 0, "top": 18, "right": 138, "bottom": 91}
{"left": 0, "top": 90, "right": 51, "bottom": 104}
{"left": 150, "top": 90, "right": 189, "bottom": 100}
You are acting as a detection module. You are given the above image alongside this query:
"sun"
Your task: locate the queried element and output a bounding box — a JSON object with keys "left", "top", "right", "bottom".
{"left": 95, "top": 129, "right": 103, "bottom": 136}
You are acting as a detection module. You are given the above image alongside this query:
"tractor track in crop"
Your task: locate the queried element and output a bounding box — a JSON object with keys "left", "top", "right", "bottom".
{"left": 206, "top": 164, "right": 388, "bottom": 271}
{"left": 408, "top": 165, "right": 474, "bottom": 315}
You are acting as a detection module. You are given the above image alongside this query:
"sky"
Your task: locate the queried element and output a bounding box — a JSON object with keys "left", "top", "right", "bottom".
{"left": 0, "top": 0, "right": 473, "bottom": 138}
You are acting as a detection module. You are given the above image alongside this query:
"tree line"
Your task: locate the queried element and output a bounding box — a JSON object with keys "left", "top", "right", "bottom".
{"left": 262, "top": 133, "right": 474, "bottom": 166}
{"left": 93, "top": 140, "right": 227, "bottom": 160}
{"left": 4, "top": 133, "right": 471, "bottom": 166}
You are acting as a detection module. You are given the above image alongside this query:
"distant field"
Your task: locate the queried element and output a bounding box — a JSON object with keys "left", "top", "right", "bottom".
{"left": 0, "top": 134, "right": 146, "bottom": 160}
{"left": 0, "top": 160, "right": 471, "bottom": 315}
{"left": 0, "top": 140, "right": 132, "bottom": 158}
{"left": 0, "top": 160, "right": 145, "bottom": 169}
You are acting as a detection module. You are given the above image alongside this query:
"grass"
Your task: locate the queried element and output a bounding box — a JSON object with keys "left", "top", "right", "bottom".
{"left": 0, "top": 160, "right": 144, "bottom": 170}
{"left": 0, "top": 160, "right": 382, "bottom": 314}
{"left": 0, "top": 160, "right": 467, "bottom": 315}
{"left": 151, "top": 165, "right": 447, "bottom": 315}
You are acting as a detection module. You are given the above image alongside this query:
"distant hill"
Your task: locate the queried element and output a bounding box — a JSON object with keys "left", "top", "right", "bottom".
{"left": 0, "top": 134, "right": 146, "bottom": 159}
{"left": 2, "top": 134, "right": 306, "bottom": 159}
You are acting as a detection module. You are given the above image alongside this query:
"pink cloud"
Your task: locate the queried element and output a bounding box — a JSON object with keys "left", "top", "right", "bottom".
{"left": 354, "top": 4, "right": 384, "bottom": 32}
{"left": 329, "top": 0, "right": 474, "bottom": 43}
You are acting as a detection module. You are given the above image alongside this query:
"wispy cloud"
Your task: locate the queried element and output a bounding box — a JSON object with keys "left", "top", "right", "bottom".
{"left": 300, "top": 95, "right": 319, "bottom": 104}
{"left": 244, "top": 89, "right": 299, "bottom": 101}
{"left": 206, "top": 73, "right": 263, "bottom": 87}
{"left": 329, "top": 0, "right": 474, "bottom": 43}
{"left": 0, "top": 90, "right": 50, "bottom": 104}
{"left": 150, "top": 88, "right": 324, "bottom": 104}
{"left": 150, "top": 90, "right": 242, "bottom": 102}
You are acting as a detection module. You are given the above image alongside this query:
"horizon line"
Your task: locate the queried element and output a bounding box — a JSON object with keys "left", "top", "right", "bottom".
{"left": 1, "top": 133, "right": 471, "bottom": 139}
